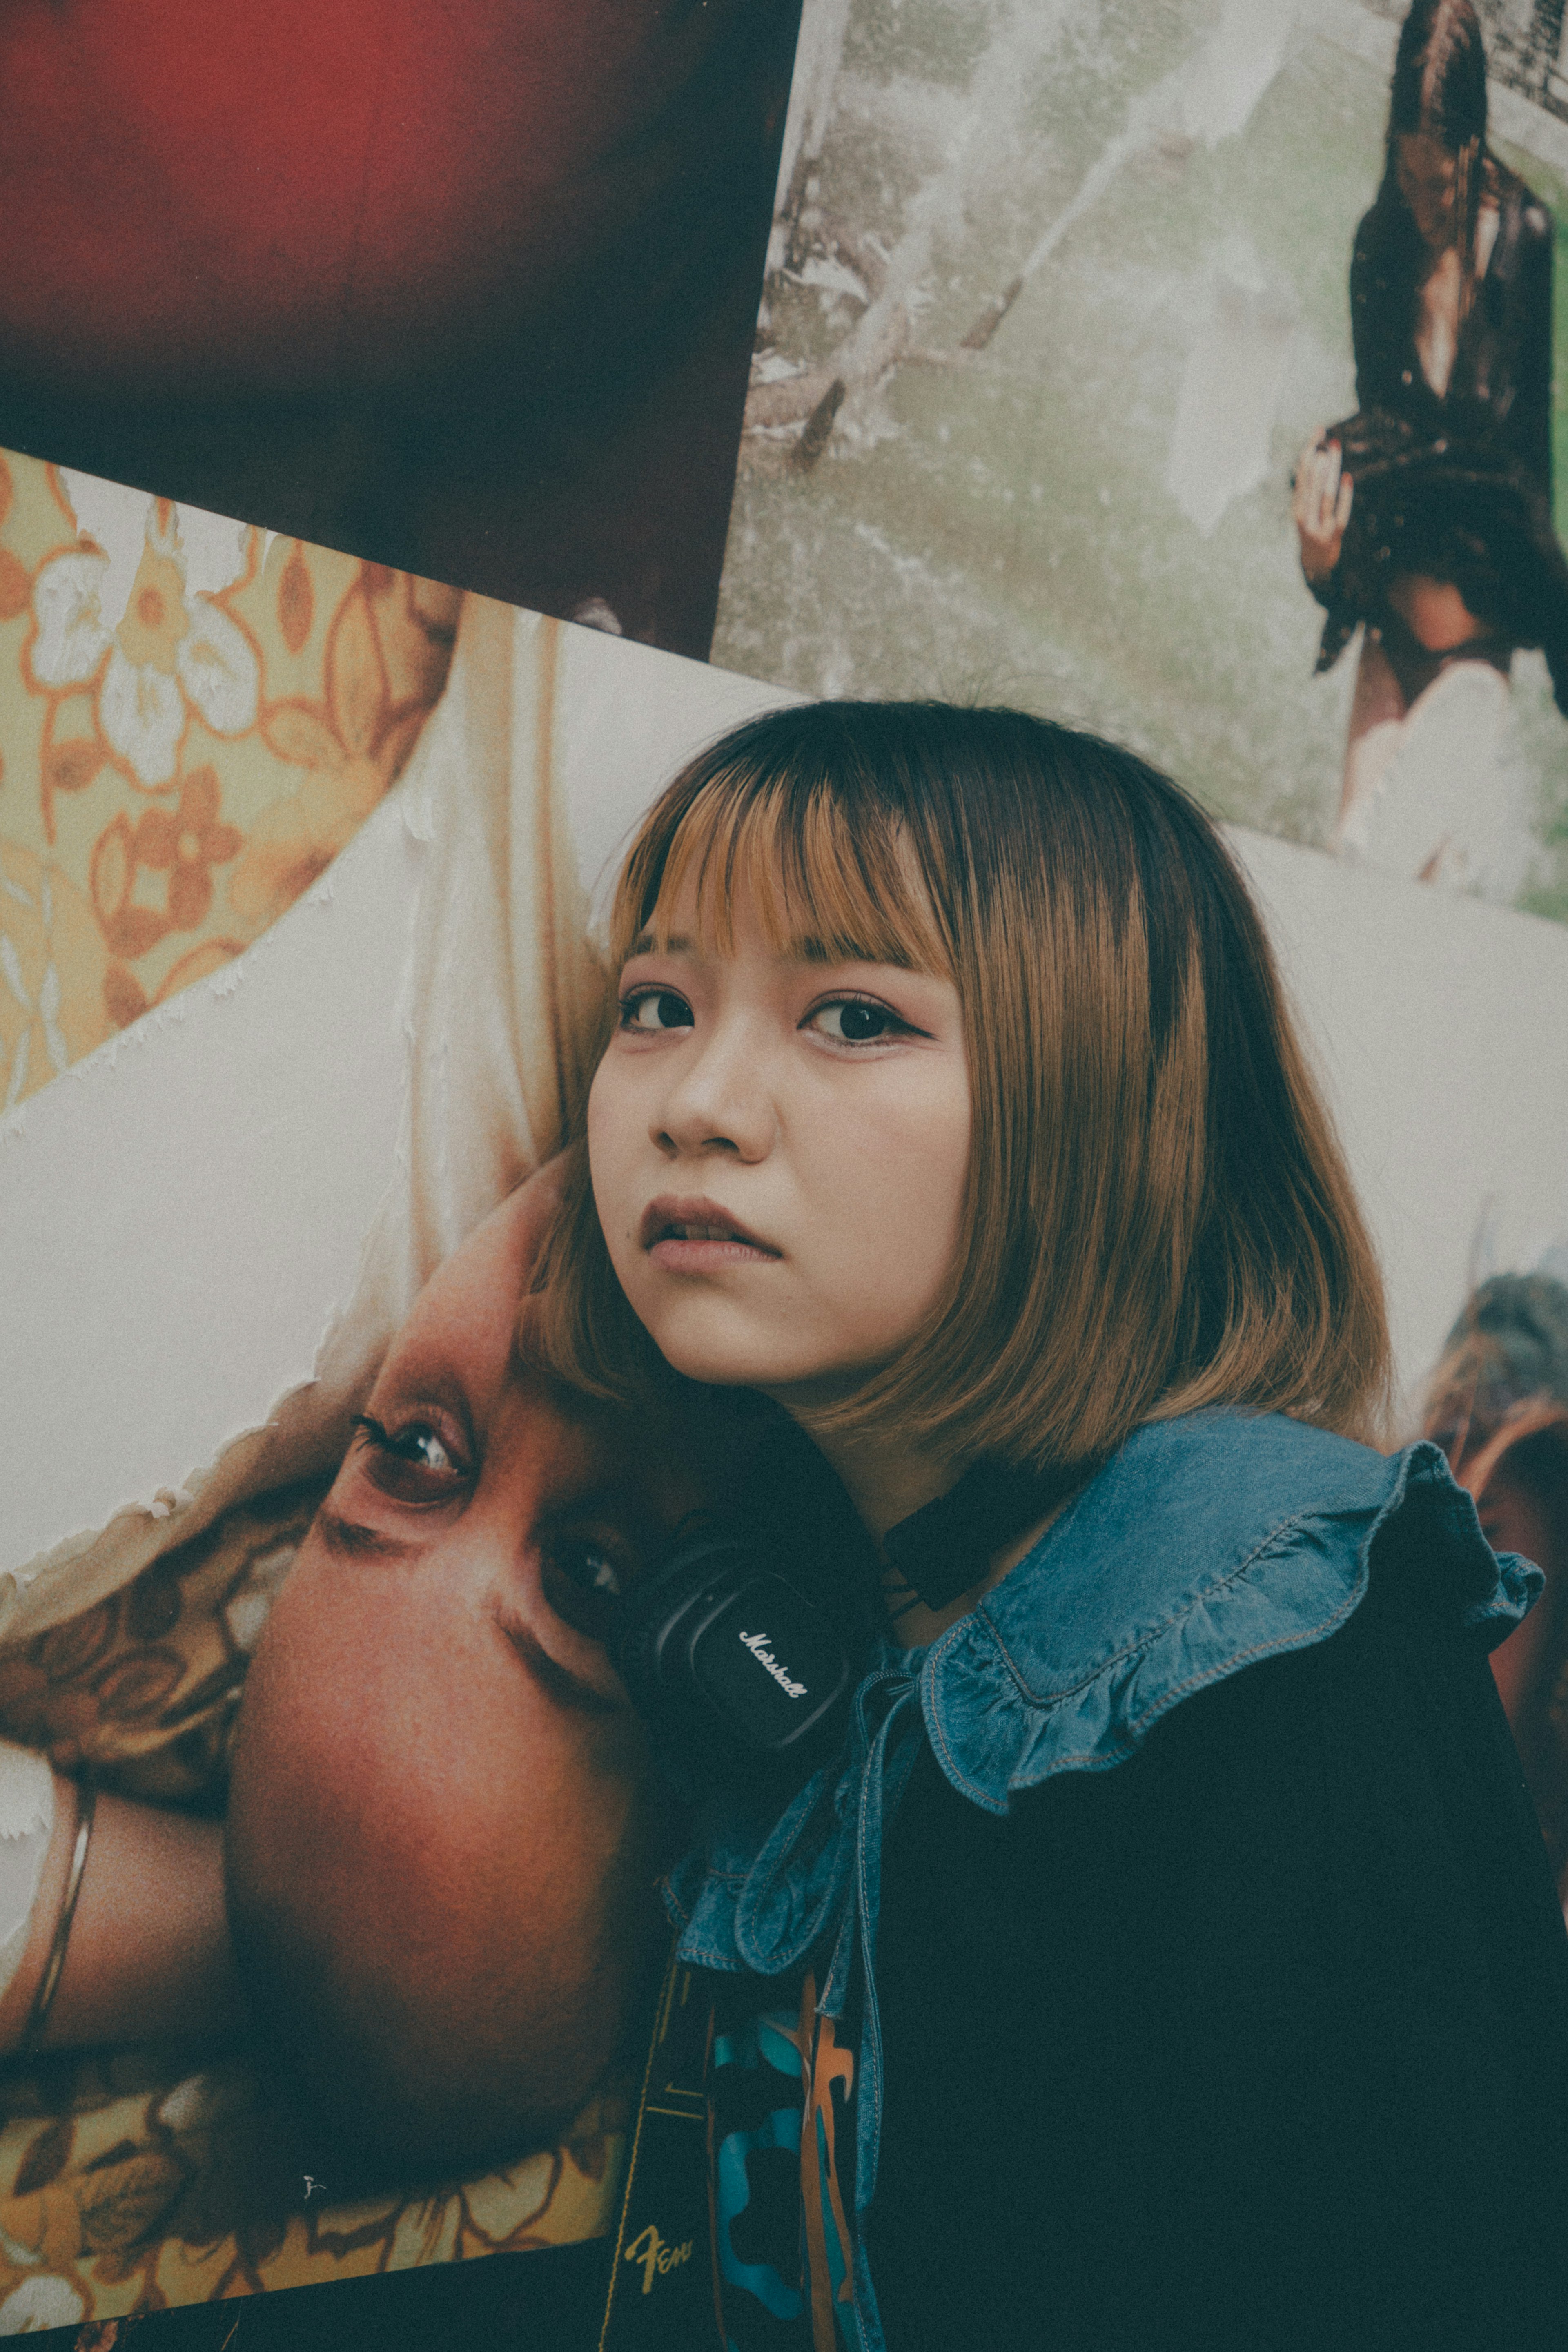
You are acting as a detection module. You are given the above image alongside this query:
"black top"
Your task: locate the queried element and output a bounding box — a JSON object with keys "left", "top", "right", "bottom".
{"left": 1312, "top": 166, "right": 1568, "bottom": 709}
{"left": 866, "top": 1546, "right": 1568, "bottom": 2349}
{"left": 1351, "top": 166, "right": 1555, "bottom": 499}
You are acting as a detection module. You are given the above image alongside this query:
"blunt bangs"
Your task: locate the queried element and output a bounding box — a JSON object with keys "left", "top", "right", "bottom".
{"left": 613, "top": 750, "right": 952, "bottom": 982}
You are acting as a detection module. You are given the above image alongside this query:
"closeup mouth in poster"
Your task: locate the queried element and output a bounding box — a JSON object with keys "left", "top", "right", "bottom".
{"left": 0, "top": 1, "right": 1567, "bottom": 2348}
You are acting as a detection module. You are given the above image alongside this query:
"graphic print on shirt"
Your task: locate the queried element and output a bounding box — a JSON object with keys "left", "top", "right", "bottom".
{"left": 709, "top": 1972, "right": 859, "bottom": 2352}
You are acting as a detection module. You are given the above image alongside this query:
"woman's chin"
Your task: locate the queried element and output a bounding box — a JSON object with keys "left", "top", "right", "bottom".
{"left": 680, "top": 1355, "right": 883, "bottom": 1419}
{"left": 645, "top": 1318, "right": 828, "bottom": 1399}
{"left": 657, "top": 1337, "right": 795, "bottom": 1391}
{"left": 629, "top": 1289, "right": 898, "bottom": 1407}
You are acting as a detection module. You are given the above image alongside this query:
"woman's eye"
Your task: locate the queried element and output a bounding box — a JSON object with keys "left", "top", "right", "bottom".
{"left": 809, "top": 999, "right": 909, "bottom": 1044}
{"left": 619, "top": 988, "right": 693, "bottom": 1032}
{"left": 352, "top": 1415, "right": 469, "bottom": 1500}
{"left": 540, "top": 1536, "right": 630, "bottom": 1644}
{"left": 564, "top": 1545, "right": 624, "bottom": 1599}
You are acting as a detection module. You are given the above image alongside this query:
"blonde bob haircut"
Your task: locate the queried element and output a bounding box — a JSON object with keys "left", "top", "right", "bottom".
{"left": 529, "top": 700, "right": 1392, "bottom": 1474}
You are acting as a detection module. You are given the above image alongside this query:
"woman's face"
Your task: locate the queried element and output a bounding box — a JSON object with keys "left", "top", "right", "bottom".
{"left": 225, "top": 1180, "right": 715, "bottom": 2173}
{"left": 1396, "top": 132, "right": 1460, "bottom": 249}
{"left": 586, "top": 873, "right": 972, "bottom": 1413}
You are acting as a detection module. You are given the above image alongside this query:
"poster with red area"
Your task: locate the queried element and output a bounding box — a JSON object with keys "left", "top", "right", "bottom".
{"left": 0, "top": 0, "right": 802, "bottom": 656}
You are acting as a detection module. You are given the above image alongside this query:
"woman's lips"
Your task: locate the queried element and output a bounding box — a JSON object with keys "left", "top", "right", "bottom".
{"left": 640, "top": 1195, "right": 781, "bottom": 1270}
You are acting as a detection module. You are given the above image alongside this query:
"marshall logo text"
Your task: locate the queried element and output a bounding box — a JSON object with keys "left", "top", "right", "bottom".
{"left": 737, "top": 1630, "right": 808, "bottom": 1699}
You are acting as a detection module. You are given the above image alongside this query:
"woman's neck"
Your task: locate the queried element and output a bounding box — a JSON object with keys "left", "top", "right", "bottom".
{"left": 796, "top": 1429, "right": 951, "bottom": 1547}
{"left": 793, "top": 1417, "right": 1067, "bottom": 1645}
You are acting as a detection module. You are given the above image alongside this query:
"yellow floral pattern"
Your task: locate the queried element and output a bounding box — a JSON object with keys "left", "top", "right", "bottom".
{"left": 0, "top": 450, "right": 460, "bottom": 1085}
{"left": 0, "top": 2053, "right": 624, "bottom": 2327}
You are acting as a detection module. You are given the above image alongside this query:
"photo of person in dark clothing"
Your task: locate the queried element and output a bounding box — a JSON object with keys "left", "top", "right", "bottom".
{"left": 1292, "top": 0, "right": 1568, "bottom": 854}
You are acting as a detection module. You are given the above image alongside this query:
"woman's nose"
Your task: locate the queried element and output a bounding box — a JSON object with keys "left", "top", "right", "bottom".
{"left": 653, "top": 1021, "right": 775, "bottom": 1161}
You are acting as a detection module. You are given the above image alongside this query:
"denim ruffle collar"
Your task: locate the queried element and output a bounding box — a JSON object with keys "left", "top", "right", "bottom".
{"left": 921, "top": 1408, "right": 1536, "bottom": 1812}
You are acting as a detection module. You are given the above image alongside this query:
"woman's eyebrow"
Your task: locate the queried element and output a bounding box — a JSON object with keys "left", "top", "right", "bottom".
{"left": 316, "top": 1508, "right": 422, "bottom": 1564}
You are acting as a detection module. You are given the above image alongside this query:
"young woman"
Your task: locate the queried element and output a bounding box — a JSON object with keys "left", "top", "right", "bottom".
{"left": 532, "top": 697, "right": 1568, "bottom": 2350}
{"left": 1292, "top": 0, "right": 1568, "bottom": 829}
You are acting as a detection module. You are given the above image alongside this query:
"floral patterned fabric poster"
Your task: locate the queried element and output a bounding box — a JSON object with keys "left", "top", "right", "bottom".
{"left": 0, "top": 450, "right": 460, "bottom": 1110}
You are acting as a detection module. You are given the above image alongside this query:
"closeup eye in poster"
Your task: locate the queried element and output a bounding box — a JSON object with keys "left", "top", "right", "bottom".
{"left": 0, "top": 1, "right": 1566, "bottom": 2348}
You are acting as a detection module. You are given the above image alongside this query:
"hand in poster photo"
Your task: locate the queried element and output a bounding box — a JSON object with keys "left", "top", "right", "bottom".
{"left": 0, "top": 0, "right": 802, "bottom": 654}
{"left": 1292, "top": 0, "right": 1568, "bottom": 875}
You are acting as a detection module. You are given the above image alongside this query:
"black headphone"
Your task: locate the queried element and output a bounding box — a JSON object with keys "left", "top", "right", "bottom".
{"left": 611, "top": 1517, "right": 860, "bottom": 1788}
{"left": 555, "top": 1455, "right": 1070, "bottom": 1791}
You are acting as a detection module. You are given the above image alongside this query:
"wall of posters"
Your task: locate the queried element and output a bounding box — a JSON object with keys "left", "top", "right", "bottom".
{"left": 1, "top": 0, "right": 1567, "bottom": 2345}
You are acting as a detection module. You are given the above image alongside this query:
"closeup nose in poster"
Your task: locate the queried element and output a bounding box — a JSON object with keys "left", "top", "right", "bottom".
{"left": 2, "top": 0, "right": 1568, "bottom": 2347}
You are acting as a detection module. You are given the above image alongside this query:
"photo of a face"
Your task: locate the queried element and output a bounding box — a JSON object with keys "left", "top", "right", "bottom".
{"left": 589, "top": 877, "right": 971, "bottom": 1407}
{"left": 0, "top": 1173, "right": 734, "bottom": 2335}
{"left": 225, "top": 1181, "right": 716, "bottom": 2184}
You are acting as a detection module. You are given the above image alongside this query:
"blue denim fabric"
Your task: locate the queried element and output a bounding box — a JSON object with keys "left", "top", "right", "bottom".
{"left": 664, "top": 1408, "right": 1540, "bottom": 2352}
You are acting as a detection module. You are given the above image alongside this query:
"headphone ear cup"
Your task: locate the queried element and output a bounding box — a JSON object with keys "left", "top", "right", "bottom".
{"left": 613, "top": 1521, "right": 856, "bottom": 1785}
{"left": 612, "top": 1527, "right": 762, "bottom": 1759}
{"left": 611, "top": 1554, "right": 699, "bottom": 1729}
